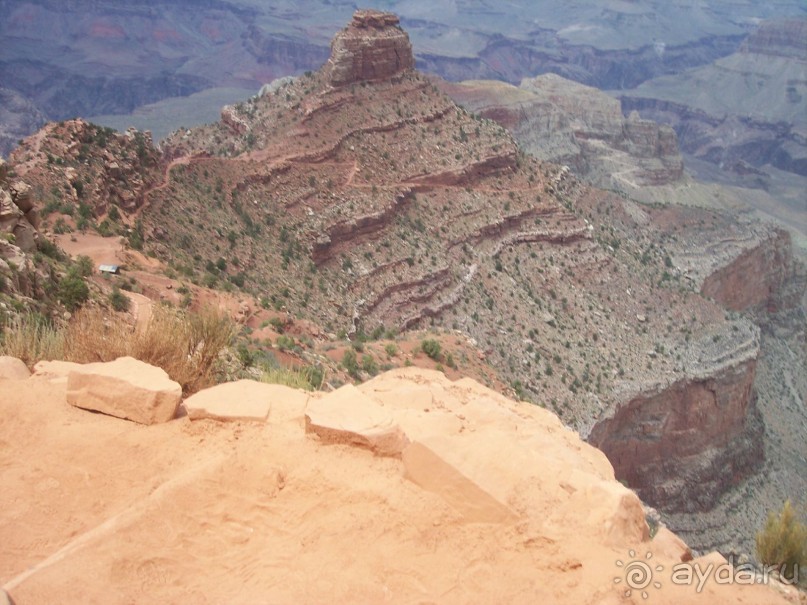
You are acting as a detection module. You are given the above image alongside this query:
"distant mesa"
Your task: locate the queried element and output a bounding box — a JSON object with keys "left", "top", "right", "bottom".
{"left": 325, "top": 10, "right": 415, "bottom": 87}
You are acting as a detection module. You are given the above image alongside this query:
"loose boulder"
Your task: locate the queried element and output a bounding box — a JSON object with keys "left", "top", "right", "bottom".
{"left": 66, "top": 356, "right": 182, "bottom": 425}
{"left": 0, "top": 356, "right": 30, "bottom": 380}
{"left": 305, "top": 383, "right": 409, "bottom": 456}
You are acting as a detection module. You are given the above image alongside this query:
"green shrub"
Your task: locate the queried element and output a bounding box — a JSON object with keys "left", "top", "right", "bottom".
{"left": 421, "top": 338, "right": 442, "bottom": 361}
{"left": 342, "top": 349, "right": 360, "bottom": 380}
{"left": 109, "top": 286, "right": 130, "bottom": 312}
{"left": 756, "top": 499, "right": 807, "bottom": 584}
{"left": 75, "top": 255, "right": 94, "bottom": 277}
{"left": 384, "top": 343, "right": 398, "bottom": 358}
{"left": 58, "top": 275, "right": 89, "bottom": 311}
{"left": 361, "top": 353, "right": 378, "bottom": 376}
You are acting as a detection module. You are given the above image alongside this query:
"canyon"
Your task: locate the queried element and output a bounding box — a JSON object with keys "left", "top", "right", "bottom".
{"left": 2, "top": 5, "right": 805, "bottom": 583}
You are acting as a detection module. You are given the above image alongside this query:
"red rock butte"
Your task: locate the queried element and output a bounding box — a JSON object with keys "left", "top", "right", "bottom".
{"left": 325, "top": 10, "right": 415, "bottom": 87}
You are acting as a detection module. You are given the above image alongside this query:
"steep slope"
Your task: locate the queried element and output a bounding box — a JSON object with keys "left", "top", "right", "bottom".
{"left": 138, "top": 11, "right": 769, "bottom": 520}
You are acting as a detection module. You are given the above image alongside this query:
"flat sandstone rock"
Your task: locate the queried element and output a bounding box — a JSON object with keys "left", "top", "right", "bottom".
{"left": 184, "top": 379, "right": 307, "bottom": 422}
{"left": 67, "top": 356, "right": 181, "bottom": 425}
{"left": 305, "top": 383, "right": 408, "bottom": 456}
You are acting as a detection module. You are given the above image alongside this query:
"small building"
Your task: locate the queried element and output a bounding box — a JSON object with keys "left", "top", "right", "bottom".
{"left": 98, "top": 264, "right": 120, "bottom": 275}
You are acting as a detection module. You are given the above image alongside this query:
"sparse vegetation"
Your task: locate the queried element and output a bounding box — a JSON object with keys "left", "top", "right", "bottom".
{"left": 756, "top": 499, "right": 807, "bottom": 585}
{"left": 1, "top": 305, "right": 235, "bottom": 394}
{"left": 421, "top": 338, "right": 442, "bottom": 361}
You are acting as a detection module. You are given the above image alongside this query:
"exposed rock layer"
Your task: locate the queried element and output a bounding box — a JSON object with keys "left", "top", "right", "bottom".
{"left": 326, "top": 11, "right": 414, "bottom": 87}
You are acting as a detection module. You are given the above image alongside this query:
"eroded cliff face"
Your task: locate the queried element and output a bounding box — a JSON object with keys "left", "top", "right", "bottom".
{"left": 442, "top": 74, "right": 685, "bottom": 189}
{"left": 588, "top": 327, "right": 763, "bottom": 513}
{"left": 325, "top": 11, "right": 414, "bottom": 88}
{"left": 701, "top": 228, "right": 803, "bottom": 314}
{"left": 19, "top": 11, "right": 801, "bottom": 557}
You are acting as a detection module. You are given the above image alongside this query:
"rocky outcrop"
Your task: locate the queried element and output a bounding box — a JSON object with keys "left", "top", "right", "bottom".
{"left": 325, "top": 11, "right": 414, "bottom": 87}
{"left": 701, "top": 228, "right": 804, "bottom": 314}
{"left": 66, "top": 356, "right": 182, "bottom": 425}
{"left": 7, "top": 365, "right": 794, "bottom": 602}
{"left": 9, "top": 120, "right": 162, "bottom": 217}
{"left": 0, "top": 158, "right": 42, "bottom": 298}
{"left": 589, "top": 324, "right": 763, "bottom": 513}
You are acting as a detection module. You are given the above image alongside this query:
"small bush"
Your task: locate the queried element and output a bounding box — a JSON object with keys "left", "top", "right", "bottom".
{"left": 58, "top": 275, "right": 90, "bottom": 311}
{"left": 756, "top": 499, "right": 807, "bottom": 584}
{"left": 342, "top": 349, "right": 360, "bottom": 380}
{"left": 361, "top": 353, "right": 378, "bottom": 376}
{"left": 75, "top": 255, "right": 94, "bottom": 277}
{"left": 421, "top": 338, "right": 442, "bottom": 361}
{"left": 384, "top": 343, "right": 398, "bottom": 358}
{"left": 109, "top": 287, "right": 130, "bottom": 312}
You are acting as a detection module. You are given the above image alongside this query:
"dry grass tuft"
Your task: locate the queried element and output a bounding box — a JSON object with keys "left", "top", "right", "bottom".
{"left": 0, "top": 314, "right": 66, "bottom": 367}
{"left": 2, "top": 304, "right": 236, "bottom": 394}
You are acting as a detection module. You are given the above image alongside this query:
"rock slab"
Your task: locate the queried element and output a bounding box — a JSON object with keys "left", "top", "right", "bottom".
{"left": 305, "top": 383, "right": 408, "bottom": 456}
{"left": 67, "top": 356, "right": 181, "bottom": 425}
{"left": 184, "top": 379, "right": 307, "bottom": 423}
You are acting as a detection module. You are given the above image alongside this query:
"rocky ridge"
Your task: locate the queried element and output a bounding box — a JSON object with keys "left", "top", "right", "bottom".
{"left": 441, "top": 74, "right": 685, "bottom": 190}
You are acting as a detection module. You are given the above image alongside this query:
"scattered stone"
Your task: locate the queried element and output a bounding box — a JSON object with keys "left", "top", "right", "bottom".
{"left": 305, "top": 383, "right": 409, "bottom": 456}
{"left": 0, "top": 356, "right": 30, "bottom": 380}
{"left": 67, "top": 357, "right": 182, "bottom": 425}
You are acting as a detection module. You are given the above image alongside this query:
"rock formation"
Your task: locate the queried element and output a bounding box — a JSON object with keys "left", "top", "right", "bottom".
{"left": 0, "top": 363, "right": 797, "bottom": 604}
{"left": 66, "top": 356, "right": 182, "bottom": 425}
{"left": 442, "top": 74, "right": 685, "bottom": 189}
{"left": 620, "top": 19, "right": 807, "bottom": 184}
{"left": 10, "top": 11, "right": 804, "bottom": 561}
{"left": 325, "top": 10, "right": 414, "bottom": 87}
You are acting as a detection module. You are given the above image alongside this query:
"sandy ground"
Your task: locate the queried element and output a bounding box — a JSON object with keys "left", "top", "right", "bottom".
{"left": 0, "top": 369, "right": 800, "bottom": 604}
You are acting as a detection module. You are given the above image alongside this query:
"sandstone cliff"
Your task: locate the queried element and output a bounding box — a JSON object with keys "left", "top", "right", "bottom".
{"left": 325, "top": 11, "right": 414, "bottom": 88}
